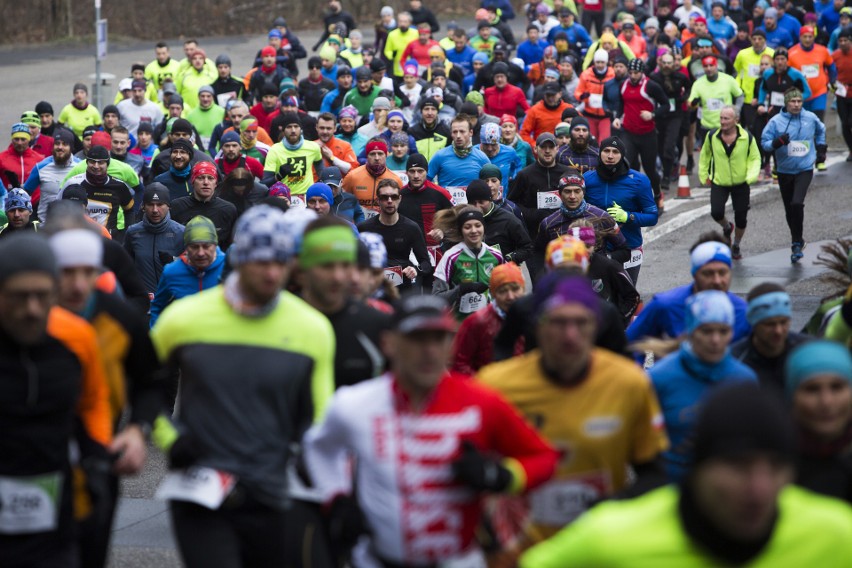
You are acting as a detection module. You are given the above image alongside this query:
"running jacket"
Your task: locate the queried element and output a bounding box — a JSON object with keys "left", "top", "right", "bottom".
{"left": 583, "top": 168, "right": 658, "bottom": 249}
{"left": 149, "top": 249, "right": 225, "bottom": 327}
{"left": 151, "top": 285, "right": 335, "bottom": 510}
{"left": 761, "top": 108, "right": 827, "bottom": 174}
{"left": 303, "top": 372, "right": 558, "bottom": 566}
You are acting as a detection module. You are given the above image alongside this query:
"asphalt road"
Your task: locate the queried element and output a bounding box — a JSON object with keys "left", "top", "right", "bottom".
{"left": 1, "top": 22, "right": 851, "bottom": 568}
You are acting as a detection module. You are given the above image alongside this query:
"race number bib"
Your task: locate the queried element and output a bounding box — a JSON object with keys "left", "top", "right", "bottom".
{"left": 0, "top": 472, "right": 62, "bottom": 534}
{"left": 706, "top": 98, "right": 724, "bottom": 111}
{"left": 156, "top": 467, "right": 237, "bottom": 510}
{"left": 363, "top": 208, "right": 379, "bottom": 219}
{"left": 770, "top": 91, "right": 786, "bottom": 107}
{"left": 391, "top": 170, "right": 409, "bottom": 185}
{"left": 216, "top": 92, "right": 236, "bottom": 107}
{"left": 537, "top": 190, "right": 560, "bottom": 209}
{"left": 585, "top": 0, "right": 600, "bottom": 5}
{"left": 289, "top": 194, "right": 306, "bottom": 208}
{"left": 383, "top": 266, "right": 404, "bottom": 287}
{"left": 427, "top": 245, "right": 441, "bottom": 267}
{"left": 787, "top": 141, "right": 810, "bottom": 157}
{"left": 748, "top": 64, "right": 761, "bottom": 78}
{"left": 668, "top": 98, "right": 676, "bottom": 112}
{"left": 624, "top": 248, "right": 643, "bottom": 269}
{"left": 459, "top": 291, "right": 486, "bottom": 314}
{"left": 588, "top": 93, "right": 603, "bottom": 109}
{"left": 529, "top": 472, "right": 610, "bottom": 526}
{"left": 448, "top": 186, "right": 468, "bottom": 205}
{"left": 801, "top": 64, "right": 819, "bottom": 79}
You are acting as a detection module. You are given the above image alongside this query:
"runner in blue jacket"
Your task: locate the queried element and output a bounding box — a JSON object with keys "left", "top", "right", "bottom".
{"left": 583, "top": 136, "right": 658, "bottom": 283}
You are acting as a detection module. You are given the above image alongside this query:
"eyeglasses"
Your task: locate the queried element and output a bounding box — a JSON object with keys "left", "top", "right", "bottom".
{"left": 378, "top": 194, "right": 401, "bottom": 201}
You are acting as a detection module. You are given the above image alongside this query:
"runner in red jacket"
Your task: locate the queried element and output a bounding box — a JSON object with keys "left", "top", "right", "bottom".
{"left": 0, "top": 123, "right": 45, "bottom": 188}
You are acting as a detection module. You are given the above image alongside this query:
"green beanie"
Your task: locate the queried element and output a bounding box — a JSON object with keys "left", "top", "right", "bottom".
{"left": 479, "top": 164, "right": 502, "bottom": 181}
{"left": 184, "top": 216, "right": 218, "bottom": 246}
{"left": 465, "top": 91, "right": 485, "bottom": 106}
{"left": 300, "top": 225, "right": 357, "bottom": 269}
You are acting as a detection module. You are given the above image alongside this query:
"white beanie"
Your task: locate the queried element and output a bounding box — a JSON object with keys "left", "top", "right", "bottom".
{"left": 593, "top": 49, "right": 609, "bottom": 63}
{"left": 49, "top": 229, "right": 103, "bottom": 269}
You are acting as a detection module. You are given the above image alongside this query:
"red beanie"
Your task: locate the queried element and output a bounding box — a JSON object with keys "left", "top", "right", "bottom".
{"left": 91, "top": 131, "right": 111, "bottom": 149}
{"left": 365, "top": 139, "right": 388, "bottom": 154}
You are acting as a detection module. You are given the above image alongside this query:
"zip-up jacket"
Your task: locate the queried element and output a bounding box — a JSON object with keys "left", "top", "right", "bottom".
{"left": 123, "top": 213, "right": 186, "bottom": 293}
{"left": 699, "top": 124, "right": 761, "bottom": 187}
{"left": 170, "top": 195, "right": 238, "bottom": 247}
{"left": 583, "top": 168, "right": 658, "bottom": 249}
{"left": 149, "top": 248, "right": 226, "bottom": 327}
{"left": 0, "top": 144, "right": 44, "bottom": 188}
{"left": 761, "top": 108, "right": 826, "bottom": 174}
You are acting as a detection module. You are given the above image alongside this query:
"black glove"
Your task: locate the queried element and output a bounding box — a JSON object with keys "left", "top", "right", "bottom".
{"left": 452, "top": 440, "right": 513, "bottom": 492}
{"left": 5, "top": 171, "right": 19, "bottom": 188}
{"left": 277, "top": 163, "right": 293, "bottom": 180}
{"left": 169, "top": 434, "right": 202, "bottom": 469}
{"left": 326, "top": 495, "right": 369, "bottom": 551}
{"left": 580, "top": 92, "right": 590, "bottom": 100}
{"left": 816, "top": 144, "right": 827, "bottom": 163}
{"left": 772, "top": 133, "right": 790, "bottom": 148}
{"left": 458, "top": 281, "right": 489, "bottom": 295}
{"left": 158, "top": 251, "right": 175, "bottom": 265}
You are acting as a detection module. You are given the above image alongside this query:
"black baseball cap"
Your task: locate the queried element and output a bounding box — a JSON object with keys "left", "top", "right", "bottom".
{"left": 392, "top": 294, "right": 457, "bottom": 334}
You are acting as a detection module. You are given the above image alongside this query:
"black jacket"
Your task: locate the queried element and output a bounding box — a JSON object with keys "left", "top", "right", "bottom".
{"left": 508, "top": 161, "right": 570, "bottom": 237}
{"left": 731, "top": 332, "right": 810, "bottom": 391}
{"left": 170, "top": 194, "right": 238, "bottom": 248}
{"left": 483, "top": 204, "right": 533, "bottom": 265}
{"left": 649, "top": 70, "right": 691, "bottom": 118}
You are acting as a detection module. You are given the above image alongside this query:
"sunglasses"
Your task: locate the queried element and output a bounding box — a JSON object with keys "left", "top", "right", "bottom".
{"left": 378, "top": 194, "right": 401, "bottom": 201}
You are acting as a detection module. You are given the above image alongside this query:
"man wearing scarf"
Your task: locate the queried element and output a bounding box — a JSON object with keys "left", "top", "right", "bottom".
{"left": 341, "top": 139, "right": 402, "bottom": 215}
{"left": 63, "top": 145, "right": 135, "bottom": 240}
{"left": 153, "top": 139, "right": 197, "bottom": 200}
{"left": 584, "top": 136, "right": 658, "bottom": 284}
{"left": 123, "top": 184, "right": 186, "bottom": 295}
{"left": 263, "top": 112, "right": 324, "bottom": 204}
{"left": 556, "top": 116, "right": 600, "bottom": 175}
{"left": 427, "top": 116, "right": 490, "bottom": 189}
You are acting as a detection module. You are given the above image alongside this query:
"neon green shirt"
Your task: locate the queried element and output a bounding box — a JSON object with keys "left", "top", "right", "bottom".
{"left": 688, "top": 73, "right": 744, "bottom": 129}
{"left": 521, "top": 484, "right": 852, "bottom": 568}
{"left": 384, "top": 28, "right": 420, "bottom": 76}
{"left": 58, "top": 104, "right": 103, "bottom": 138}
{"left": 264, "top": 140, "right": 323, "bottom": 195}
{"left": 734, "top": 46, "right": 775, "bottom": 102}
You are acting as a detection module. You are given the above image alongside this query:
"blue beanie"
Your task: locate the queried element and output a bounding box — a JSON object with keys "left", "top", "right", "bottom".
{"left": 690, "top": 241, "right": 732, "bottom": 275}
{"left": 746, "top": 291, "right": 791, "bottom": 326}
{"left": 306, "top": 182, "right": 334, "bottom": 205}
{"left": 5, "top": 188, "right": 32, "bottom": 213}
{"left": 220, "top": 131, "right": 241, "bottom": 146}
{"left": 785, "top": 341, "right": 852, "bottom": 397}
{"left": 472, "top": 52, "right": 490, "bottom": 64}
{"left": 684, "top": 290, "right": 735, "bottom": 334}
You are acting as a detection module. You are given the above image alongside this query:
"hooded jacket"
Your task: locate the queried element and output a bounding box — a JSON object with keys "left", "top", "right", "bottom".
{"left": 123, "top": 213, "right": 187, "bottom": 293}
{"left": 761, "top": 108, "right": 826, "bottom": 174}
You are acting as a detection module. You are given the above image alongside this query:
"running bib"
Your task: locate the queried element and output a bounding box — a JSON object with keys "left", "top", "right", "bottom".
{"left": 363, "top": 208, "right": 379, "bottom": 219}
{"left": 668, "top": 98, "right": 676, "bottom": 112}
{"left": 427, "top": 245, "right": 441, "bottom": 267}
{"left": 787, "top": 141, "right": 810, "bottom": 157}
{"left": 770, "top": 91, "right": 786, "bottom": 107}
{"left": 448, "top": 186, "right": 468, "bottom": 205}
{"left": 383, "top": 266, "right": 404, "bottom": 286}
{"left": 801, "top": 64, "right": 820, "bottom": 79}
{"left": 156, "top": 467, "right": 237, "bottom": 510}
{"left": 624, "top": 248, "right": 644, "bottom": 269}
{"left": 588, "top": 93, "right": 603, "bottom": 109}
{"left": 537, "top": 190, "right": 561, "bottom": 209}
{"left": 216, "top": 92, "right": 236, "bottom": 107}
{"left": 748, "top": 64, "right": 761, "bottom": 78}
{"left": 529, "top": 472, "right": 610, "bottom": 526}
{"left": 459, "top": 291, "right": 486, "bottom": 314}
{"left": 585, "top": 0, "right": 600, "bottom": 5}
{"left": 391, "top": 170, "right": 409, "bottom": 185}
{"left": 289, "top": 194, "right": 306, "bottom": 208}
{"left": 0, "top": 472, "right": 62, "bottom": 534}
{"left": 706, "top": 98, "right": 724, "bottom": 111}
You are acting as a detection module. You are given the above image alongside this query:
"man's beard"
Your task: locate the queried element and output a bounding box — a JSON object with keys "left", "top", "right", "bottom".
{"left": 571, "top": 137, "right": 588, "bottom": 152}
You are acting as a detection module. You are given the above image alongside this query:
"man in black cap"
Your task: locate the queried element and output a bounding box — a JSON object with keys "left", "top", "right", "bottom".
{"left": 342, "top": 66, "right": 382, "bottom": 120}
{"left": 101, "top": 104, "right": 122, "bottom": 135}
{"left": 612, "top": 58, "right": 669, "bottom": 208}
{"left": 408, "top": 98, "right": 451, "bottom": 161}
{"left": 150, "top": 118, "right": 214, "bottom": 178}
{"left": 0, "top": 233, "right": 112, "bottom": 568}
{"left": 62, "top": 145, "right": 136, "bottom": 240}
{"left": 211, "top": 55, "right": 247, "bottom": 106}
{"left": 153, "top": 138, "right": 197, "bottom": 199}
{"left": 123, "top": 183, "right": 186, "bottom": 294}
{"left": 399, "top": 152, "right": 454, "bottom": 273}
{"left": 521, "top": 383, "right": 852, "bottom": 566}
{"left": 508, "top": 132, "right": 570, "bottom": 239}
{"left": 473, "top": 42, "right": 529, "bottom": 91}
{"left": 322, "top": 166, "right": 365, "bottom": 223}
{"left": 466, "top": 179, "right": 533, "bottom": 265}
{"left": 36, "top": 101, "right": 59, "bottom": 137}
{"left": 556, "top": 116, "right": 600, "bottom": 174}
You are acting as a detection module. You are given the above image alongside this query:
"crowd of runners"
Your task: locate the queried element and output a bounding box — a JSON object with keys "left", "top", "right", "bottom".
{"left": 4, "top": 0, "right": 852, "bottom": 566}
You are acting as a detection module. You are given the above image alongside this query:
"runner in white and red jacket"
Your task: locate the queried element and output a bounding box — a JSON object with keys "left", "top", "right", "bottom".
{"left": 303, "top": 294, "right": 558, "bottom": 567}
